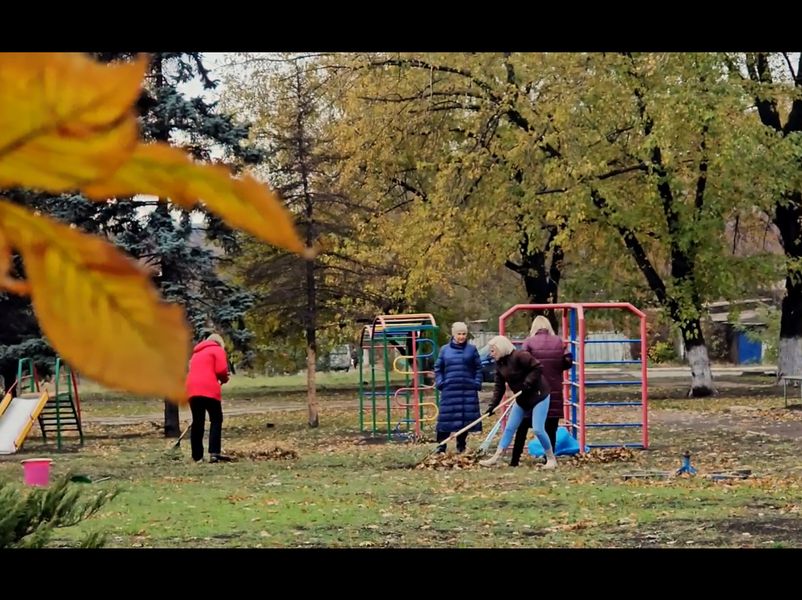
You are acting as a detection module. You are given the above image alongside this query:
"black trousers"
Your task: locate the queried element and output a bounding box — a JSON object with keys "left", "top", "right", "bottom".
{"left": 189, "top": 396, "right": 223, "bottom": 461}
{"left": 510, "top": 416, "right": 559, "bottom": 466}
{"left": 436, "top": 429, "right": 469, "bottom": 452}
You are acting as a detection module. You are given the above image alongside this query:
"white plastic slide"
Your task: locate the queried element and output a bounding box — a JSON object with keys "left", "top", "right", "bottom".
{"left": 0, "top": 391, "right": 48, "bottom": 454}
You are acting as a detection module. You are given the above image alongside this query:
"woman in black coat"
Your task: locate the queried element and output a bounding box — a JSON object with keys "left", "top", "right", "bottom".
{"left": 479, "top": 335, "right": 557, "bottom": 469}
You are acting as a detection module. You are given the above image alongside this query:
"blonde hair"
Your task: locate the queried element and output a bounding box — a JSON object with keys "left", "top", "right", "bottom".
{"left": 206, "top": 333, "right": 225, "bottom": 348}
{"left": 530, "top": 315, "right": 555, "bottom": 336}
{"left": 451, "top": 321, "right": 468, "bottom": 336}
{"left": 488, "top": 335, "right": 515, "bottom": 357}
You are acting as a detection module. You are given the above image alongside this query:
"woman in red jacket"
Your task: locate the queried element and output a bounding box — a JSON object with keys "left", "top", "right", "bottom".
{"left": 185, "top": 333, "right": 230, "bottom": 463}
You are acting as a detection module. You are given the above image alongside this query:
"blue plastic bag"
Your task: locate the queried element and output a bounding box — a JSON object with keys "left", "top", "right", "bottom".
{"left": 528, "top": 426, "right": 584, "bottom": 457}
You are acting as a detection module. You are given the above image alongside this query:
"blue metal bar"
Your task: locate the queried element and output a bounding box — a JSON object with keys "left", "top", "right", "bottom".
{"left": 376, "top": 325, "right": 439, "bottom": 334}
{"left": 584, "top": 360, "right": 642, "bottom": 365}
{"left": 569, "top": 307, "right": 578, "bottom": 440}
{"left": 559, "top": 305, "right": 650, "bottom": 452}
{"left": 410, "top": 337, "right": 436, "bottom": 359}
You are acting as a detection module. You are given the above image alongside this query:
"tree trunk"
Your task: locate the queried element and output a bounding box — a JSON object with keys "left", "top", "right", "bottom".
{"left": 680, "top": 319, "right": 715, "bottom": 397}
{"left": 505, "top": 232, "right": 563, "bottom": 332}
{"left": 306, "top": 345, "right": 319, "bottom": 428}
{"left": 305, "top": 211, "right": 318, "bottom": 428}
{"left": 590, "top": 188, "right": 714, "bottom": 397}
{"left": 164, "top": 400, "right": 180, "bottom": 438}
{"left": 774, "top": 194, "right": 802, "bottom": 379}
{"left": 306, "top": 236, "right": 318, "bottom": 427}
{"left": 150, "top": 55, "right": 183, "bottom": 437}
{"left": 778, "top": 277, "right": 802, "bottom": 378}
{"left": 747, "top": 54, "right": 802, "bottom": 381}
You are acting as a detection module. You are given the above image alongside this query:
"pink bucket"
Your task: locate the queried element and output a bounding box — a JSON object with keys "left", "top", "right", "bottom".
{"left": 21, "top": 458, "right": 52, "bottom": 487}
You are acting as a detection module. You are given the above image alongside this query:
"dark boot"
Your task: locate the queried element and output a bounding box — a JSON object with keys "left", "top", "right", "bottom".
{"left": 435, "top": 430, "right": 449, "bottom": 453}
{"left": 209, "top": 454, "right": 233, "bottom": 463}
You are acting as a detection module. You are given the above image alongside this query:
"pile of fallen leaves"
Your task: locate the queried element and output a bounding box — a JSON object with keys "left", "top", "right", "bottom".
{"left": 415, "top": 452, "right": 482, "bottom": 471}
{"left": 85, "top": 421, "right": 162, "bottom": 438}
{"left": 565, "top": 447, "right": 638, "bottom": 465}
{"left": 544, "top": 519, "right": 598, "bottom": 533}
{"left": 751, "top": 407, "right": 802, "bottom": 422}
{"left": 227, "top": 441, "right": 299, "bottom": 461}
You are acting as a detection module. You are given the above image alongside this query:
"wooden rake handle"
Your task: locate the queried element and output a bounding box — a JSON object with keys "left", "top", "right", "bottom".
{"left": 433, "top": 390, "right": 522, "bottom": 450}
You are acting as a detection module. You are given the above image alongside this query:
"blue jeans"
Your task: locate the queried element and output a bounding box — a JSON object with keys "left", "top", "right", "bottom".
{"left": 498, "top": 396, "right": 552, "bottom": 455}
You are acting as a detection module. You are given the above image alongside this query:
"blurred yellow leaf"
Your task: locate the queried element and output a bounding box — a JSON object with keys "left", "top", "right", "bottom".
{"left": 0, "top": 199, "right": 189, "bottom": 402}
{"left": 0, "top": 53, "right": 146, "bottom": 190}
{"left": 84, "top": 143, "right": 307, "bottom": 255}
{"left": 0, "top": 52, "right": 309, "bottom": 401}
{"left": 0, "top": 52, "right": 305, "bottom": 253}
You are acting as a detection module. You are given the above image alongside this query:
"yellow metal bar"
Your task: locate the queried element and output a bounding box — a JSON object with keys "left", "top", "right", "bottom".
{"left": 14, "top": 390, "right": 49, "bottom": 450}
{"left": 417, "top": 402, "right": 439, "bottom": 422}
{"left": 392, "top": 355, "right": 413, "bottom": 374}
{"left": 33, "top": 389, "right": 50, "bottom": 417}
{"left": 373, "top": 314, "right": 437, "bottom": 335}
{"left": 381, "top": 313, "right": 436, "bottom": 323}
{"left": 0, "top": 392, "right": 12, "bottom": 418}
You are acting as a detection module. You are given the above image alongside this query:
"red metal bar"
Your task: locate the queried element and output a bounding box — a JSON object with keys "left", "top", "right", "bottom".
{"left": 577, "top": 306, "right": 587, "bottom": 451}
{"left": 640, "top": 313, "right": 649, "bottom": 448}
{"left": 561, "top": 307, "right": 570, "bottom": 422}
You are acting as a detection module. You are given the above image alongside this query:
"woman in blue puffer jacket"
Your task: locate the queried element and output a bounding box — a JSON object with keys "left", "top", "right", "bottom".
{"left": 434, "top": 322, "right": 483, "bottom": 453}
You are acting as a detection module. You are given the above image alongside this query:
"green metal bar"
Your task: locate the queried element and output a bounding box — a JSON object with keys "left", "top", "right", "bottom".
{"left": 358, "top": 341, "right": 364, "bottom": 432}
{"left": 382, "top": 332, "right": 391, "bottom": 439}
{"left": 369, "top": 335, "right": 377, "bottom": 435}
{"left": 432, "top": 327, "right": 440, "bottom": 408}
{"left": 404, "top": 336, "right": 411, "bottom": 432}
{"left": 413, "top": 332, "right": 423, "bottom": 428}
{"left": 17, "top": 358, "right": 35, "bottom": 393}
{"left": 55, "top": 358, "right": 63, "bottom": 451}
{"left": 67, "top": 364, "right": 83, "bottom": 445}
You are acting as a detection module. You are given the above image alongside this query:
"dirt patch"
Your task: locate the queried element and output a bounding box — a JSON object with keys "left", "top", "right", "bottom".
{"left": 615, "top": 517, "right": 802, "bottom": 547}
{"left": 652, "top": 408, "right": 802, "bottom": 439}
{"left": 717, "top": 517, "right": 802, "bottom": 544}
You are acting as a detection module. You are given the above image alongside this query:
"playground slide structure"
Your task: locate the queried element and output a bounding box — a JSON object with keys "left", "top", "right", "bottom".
{"left": 0, "top": 390, "right": 50, "bottom": 454}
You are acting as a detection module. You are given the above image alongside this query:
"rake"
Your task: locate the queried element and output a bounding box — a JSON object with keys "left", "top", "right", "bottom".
{"left": 477, "top": 399, "right": 516, "bottom": 455}
{"left": 417, "top": 391, "right": 521, "bottom": 465}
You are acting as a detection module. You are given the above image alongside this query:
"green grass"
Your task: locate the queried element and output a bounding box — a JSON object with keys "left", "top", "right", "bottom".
{"left": 76, "top": 371, "right": 409, "bottom": 418}
{"left": 79, "top": 370, "right": 407, "bottom": 396}
{"left": 2, "top": 384, "right": 801, "bottom": 548}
